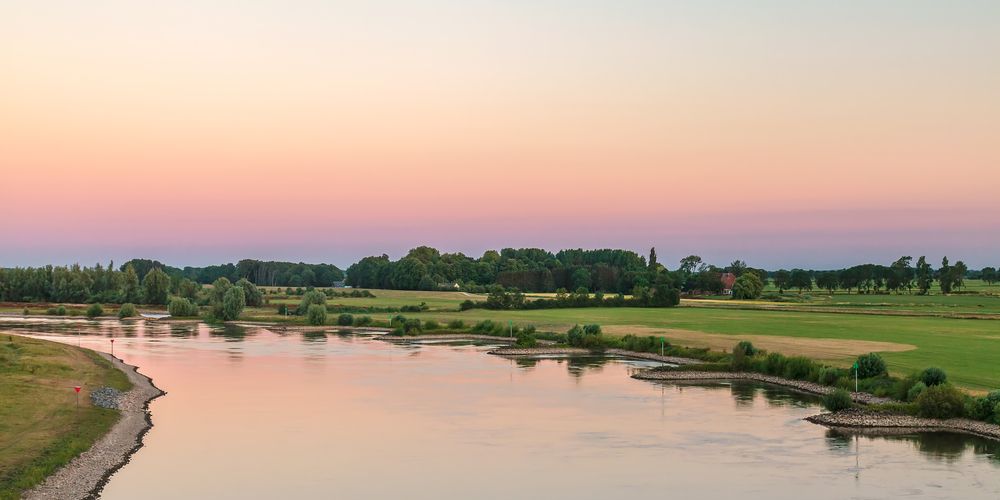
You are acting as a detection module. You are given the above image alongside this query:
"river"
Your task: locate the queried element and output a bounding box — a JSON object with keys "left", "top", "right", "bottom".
{"left": 4, "top": 317, "right": 999, "bottom": 499}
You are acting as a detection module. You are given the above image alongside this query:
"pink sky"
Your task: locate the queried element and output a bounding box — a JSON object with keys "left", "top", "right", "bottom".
{"left": 2, "top": 2, "right": 998, "bottom": 269}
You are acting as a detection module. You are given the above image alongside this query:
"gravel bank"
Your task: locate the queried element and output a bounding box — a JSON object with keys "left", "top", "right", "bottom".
{"left": 24, "top": 353, "right": 165, "bottom": 500}
{"left": 631, "top": 370, "right": 893, "bottom": 404}
{"left": 807, "top": 408, "right": 1000, "bottom": 441}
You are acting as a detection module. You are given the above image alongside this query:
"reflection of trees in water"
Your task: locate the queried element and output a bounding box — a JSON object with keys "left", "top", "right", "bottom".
{"left": 169, "top": 324, "right": 197, "bottom": 338}
{"left": 209, "top": 323, "right": 253, "bottom": 341}
{"left": 565, "top": 357, "right": 608, "bottom": 378}
{"left": 514, "top": 358, "right": 539, "bottom": 369}
{"left": 302, "top": 331, "right": 327, "bottom": 343}
{"left": 826, "top": 428, "right": 1000, "bottom": 465}
{"left": 729, "top": 382, "right": 757, "bottom": 407}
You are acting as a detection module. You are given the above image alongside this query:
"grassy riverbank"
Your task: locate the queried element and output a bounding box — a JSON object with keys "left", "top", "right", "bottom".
{"left": 0, "top": 336, "right": 131, "bottom": 499}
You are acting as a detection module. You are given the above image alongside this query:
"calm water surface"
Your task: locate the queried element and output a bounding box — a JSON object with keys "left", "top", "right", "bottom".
{"left": 5, "top": 317, "right": 1000, "bottom": 499}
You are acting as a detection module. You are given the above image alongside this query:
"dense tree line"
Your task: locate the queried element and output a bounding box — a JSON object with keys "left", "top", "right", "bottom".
{"left": 776, "top": 255, "right": 975, "bottom": 295}
{"left": 346, "top": 247, "right": 653, "bottom": 293}
{"left": 0, "top": 262, "right": 176, "bottom": 305}
{"left": 119, "top": 258, "right": 344, "bottom": 287}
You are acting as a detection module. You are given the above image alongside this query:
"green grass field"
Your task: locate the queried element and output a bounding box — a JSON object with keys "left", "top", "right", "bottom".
{"left": 249, "top": 287, "right": 1000, "bottom": 391}
{"left": 0, "top": 336, "right": 132, "bottom": 499}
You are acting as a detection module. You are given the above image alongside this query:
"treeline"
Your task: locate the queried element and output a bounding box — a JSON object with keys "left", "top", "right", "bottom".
{"left": 120, "top": 259, "right": 344, "bottom": 287}
{"left": 0, "top": 258, "right": 344, "bottom": 304}
{"left": 347, "top": 247, "right": 676, "bottom": 294}
{"left": 773, "top": 256, "right": 979, "bottom": 295}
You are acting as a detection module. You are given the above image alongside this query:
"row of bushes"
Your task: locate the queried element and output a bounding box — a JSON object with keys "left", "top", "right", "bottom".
{"left": 460, "top": 287, "right": 680, "bottom": 312}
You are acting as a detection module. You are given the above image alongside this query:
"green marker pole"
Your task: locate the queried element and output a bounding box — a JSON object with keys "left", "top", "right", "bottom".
{"left": 660, "top": 337, "right": 665, "bottom": 356}
{"left": 853, "top": 362, "right": 859, "bottom": 392}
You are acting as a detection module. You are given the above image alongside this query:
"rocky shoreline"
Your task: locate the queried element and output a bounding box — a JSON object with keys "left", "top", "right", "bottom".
{"left": 806, "top": 408, "right": 1000, "bottom": 441}
{"left": 24, "top": 353, "right": 165, "bottom": 500}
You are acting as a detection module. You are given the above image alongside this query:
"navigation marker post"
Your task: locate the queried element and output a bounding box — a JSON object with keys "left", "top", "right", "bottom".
{"left": 74, "top": 386, "right": 81, "bottom": 407}
{"left": 661, "top": 337, "right": 665, "bottom": 356}
{"left": 509, "top": 320, "right": 513, "bottom": 338}
{"left": 110, "top": 338, "right": 115, "bottom": 357}
{"left": 853, "top": 361, "right": 859, "bottom": 392}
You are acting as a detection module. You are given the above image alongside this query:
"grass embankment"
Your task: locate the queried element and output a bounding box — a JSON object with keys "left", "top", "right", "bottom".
{"left": 0, "top": 336, "right": 131, "bottom": 500}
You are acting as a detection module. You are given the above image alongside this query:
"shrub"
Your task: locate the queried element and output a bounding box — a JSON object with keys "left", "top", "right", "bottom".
{"left": 235, "top": 279, "right": 263, "bottom": 307}
{"left": 966, "top": 390, "right": 1000, "bottom": 422}
{"left": 515, "top": 330, "right": 538, "bottom": 348}
{"left": 118, "top": 303, "right": 138, "bottom": 318}
{"left": 168, "top": 297, "right": 200, "bottom": 317}
{"left": 402, "top": 318, "right": 422, "bottom": 335}
{"left": 22, "top": 307, "right": 29, "bottom": 316}
{"left": 734, "top": 341, "right": 758, "bottom": 356}
{"left": 447, "top": 319, "right": 465, "bottom": 329}
{"left": 48, "top": 305, "right": 67, "bottom": 316}
{"left": 730, "top": 343, "right": 750, "bottom": 371}
{"left": 920, "top": 367, "right": 947, "bottom": 387}
{"left": 472, "top": 320, "right": 501, "bottom": 335}
{"left": 855, "top": 353, "right": 887, "bottom": 378}
{"left": 995, "top": 402, "right": 1000, "bottom": 424}
{"left": 353, "top": 315, "right": 372, "bottom": 327}
{"left": 299, "top": 291, "right": 326, "bottom": 313}
{"left": 763, "top": 352, "right": 787, "bottom": 376}
{"left": 915, "top": 384, "right": 967, "bottom": 419}
{"left": 817, "top": 367, "right": 842, "bottom": 386}
{"left": 783, "top": 356, "right": 816, "bottom": 381}
{"left": 307, "top": 304, "right": 327, "bottom": 325}
{"left": 424, "top": 320, "right": 440, "bottom": 330}
{"left": 221, "top": 287, "right": 246, "bottom": 321}
{"left": 337, "top": 313, "right": 354, "bottom": 326}
{"left": 86, "top": 303, "right": 104, "bottom": 319}
{"left": 823, "top": 388, "right": 853, "bottom": 412}
{"left": 567, "top": 324, "right": 604, "bottom": 350}
{"left": 907, "top": 382, "right": 927, "bottom": 402}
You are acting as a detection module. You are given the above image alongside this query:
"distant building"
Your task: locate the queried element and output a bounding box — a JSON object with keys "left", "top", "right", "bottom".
{"left": 332, "top": 280, "right": 347, "bottom": 288}
{"left": 720, "top": 273, "right": 737, "bottom": 295}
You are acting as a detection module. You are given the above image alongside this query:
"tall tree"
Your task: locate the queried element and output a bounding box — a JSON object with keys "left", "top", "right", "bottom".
{"left": 648, "top": 247, "right": 657, "bottom": 270}
{"left": 773, "top": 269, "right": 792, "bottom": 294}
{"left": 939, "top": 257, "right": 953, "bottom": 294}
{"left": 915, "top": 256, "right": 933, "bottom": 295}
{"left": 142, "top": 268, "right": 171, "bottom": 305}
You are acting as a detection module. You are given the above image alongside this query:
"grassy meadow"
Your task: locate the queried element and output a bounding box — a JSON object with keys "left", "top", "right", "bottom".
{"left": 0, "top": 336, "right": 131, "bottom": 499}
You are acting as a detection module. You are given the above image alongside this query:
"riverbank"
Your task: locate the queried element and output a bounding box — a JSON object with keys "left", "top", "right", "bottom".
{"left": 23, "top": 354, "right": 164, "bottom": 500}
{"left": 807, "top": 408, "right": 1000, "bottom": 441}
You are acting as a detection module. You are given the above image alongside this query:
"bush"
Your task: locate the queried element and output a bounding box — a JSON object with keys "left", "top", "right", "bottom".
{"left": 855, "top": 353, "right": 887, "bottom": 378}
{"left": 48, "top": 305, "right": 67, "bottom": 316}
{"left": 118, "top": 303, "right": 138, "bottom": 318}
{"left": 817, "top": 366, "right": 842, "bottom": 386}
{"left": 907, "top": 381, "right": 927, "bottom": 402}
{"left": 567, "top": 324, "right": 604, "bottom": 350}
{"left": 730, "top": 343, "right": 750, "bottom": 371}
{"left": 423, "top": 320, "right": 440, "bottom": 330}
{"left": 402, "top": 318, "right": 422, "bottom": 335}
{"left": 782, "top": 356, "right": 815, "bottom": 381}
{"left": 86, "top": 303, "right": 104, "bottom": 318}
{"left": 823, "top": 388, "right": 853, "bottom": 412}
{"left": 22, "top": 307, "right": 29, "bottom": 316}
{"left": 472, "top": 320, "right": 501, "bottom": 335}
{"left": 920, "top": 367, "right": 947, "bottom": 387}
{"left": 966, "top": 390, "right": 1000, "bottom": 422}
{"left": 447, "top": 319, "right": 465, "bottom": 329}
{"left": 763, "top": 352, "right": 787, "bottom": 376}
{"left": 168, "top": 297, "right": 200, "bottom": 317}
{"left": 299, "top": 291, "right": 326, "bottom": 313}
{"left": 221, "top": 287, "right": 246, "bottom": 321}
{"left": 734, "top": 341, "right": 758, "bottom": 356}
{"left": 353, "top": 315, "right": 372, "bottom": 327}
{"left": 307, "top": 304, "right": 327, "bottom": 325}
{"left": 337, "top": 313, "right": 354, "bottom": 326}
{"left": 515, "top": 330, "right": 538, "bottom": 348}
{"left": 915, "top": 384, "right": 967, "bottom": 419}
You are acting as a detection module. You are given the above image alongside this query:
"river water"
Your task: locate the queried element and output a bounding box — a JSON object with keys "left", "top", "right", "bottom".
{"left": 5, "top": 317, "right": 999, "bottom": 499}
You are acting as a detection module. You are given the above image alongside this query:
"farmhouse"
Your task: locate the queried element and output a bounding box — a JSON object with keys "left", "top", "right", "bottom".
{"left": 720, "top": 272, "right": 736, "bottom": 295}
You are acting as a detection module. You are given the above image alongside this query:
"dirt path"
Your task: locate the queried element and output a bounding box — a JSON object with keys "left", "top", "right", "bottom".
{"left": 24, "top": 354, "right": 164, "bottom": 500}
